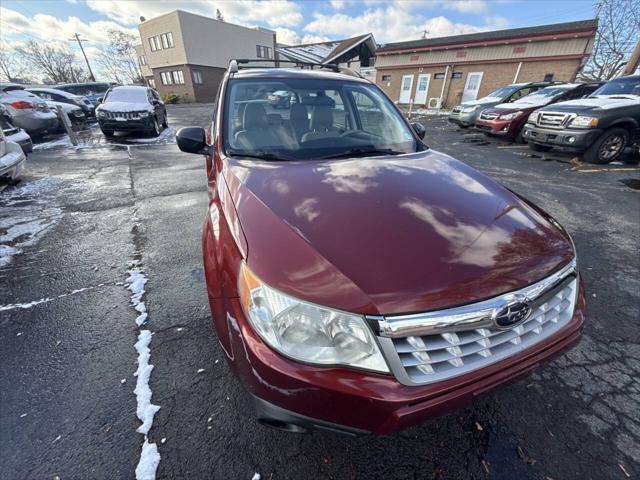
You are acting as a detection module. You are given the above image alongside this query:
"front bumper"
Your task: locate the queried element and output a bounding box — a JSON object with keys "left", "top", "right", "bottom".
{"left": 474, "top": 118, "right": 514, "bottom": 137}
{"left": 448, "top": 110, "right": 478, "bottom": 127}
{"left": 98, "top": 118, "right": 154, "bottom": 132}
{"left": 11, "top": 113, "right": 58, "bottom": 135}
{"left": 217, "top": 280, "right": 586, "bottom": 435}
{"left": 523, "top": 124, "right": 602, "bottom": 149}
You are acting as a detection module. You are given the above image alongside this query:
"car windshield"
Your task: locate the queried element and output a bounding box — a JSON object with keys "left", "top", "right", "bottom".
{"left": 224, "top": 78, "right": 418, "bottom": 161}
{"left": 60, "top": 84, "right": 111, "bottom": 96}
{"left": 483, "top": 86, "right": 518, "bottom": 100}
{"left": 514, "top": 87, "right": 570, "bottom": 103}
{"left": 590, "top": 77, "right": 640, "bottom": 97}
{"left": 104, "top": 88, "right": 148, "bottom": 103}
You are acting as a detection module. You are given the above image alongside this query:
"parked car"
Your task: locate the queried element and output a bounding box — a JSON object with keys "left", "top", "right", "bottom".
{"left": 175, "top": 63, "right": 585, "bottom": 435}
{"left": 0, "top": 84, "right": 58, "bottom": 137}
{"left": 474, "top": 83, "right": 603, "bottom": 142}
{"left": 27, "top": 87, "right": 96, "bottom": 120}
{"left": 448, "top": 81, "right": 558, "bottom": 127}
{"left": 96, "top": 86, "right": 167, "bottom": 137}
{"left": 0, "top": 104, "right": 32, "bottom": 154}
{"left": 55, "top": 82, "right": 114, "bottom": 107}
{"left": 0, "top": 127, "right": 26, "bottom": 181}
{"left": 27, "top": 91, "right": 86, "bottom": 132}
{"left": 523, "top": 75, "right": 640, "bottom": 163}
{"left": 268, "top": 90, "right": 294, "bottom": 108}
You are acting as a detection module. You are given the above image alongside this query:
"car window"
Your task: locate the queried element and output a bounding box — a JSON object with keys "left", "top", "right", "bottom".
{"left": 104, "top": 88, "right": 149, "bottom": 103}
{"left": 483, "top": 86, "right": 518, "bottom": 100}
{"left": 590, "top": 77, "right": 640, "bottom": 97}
{"left": 508, "top": 87, "right": 538, "bottom": 102}
{"left": 224, "top": 78, "right": 417, "bottom": 161}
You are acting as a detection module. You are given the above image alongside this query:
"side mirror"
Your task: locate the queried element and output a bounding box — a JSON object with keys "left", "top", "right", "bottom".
{"left": 97, "top": 97, "right": 103, "bottom": 103}
{"left": 411, "top": 122, "right": 426, "bottom": 140}
{"left": 177, "top": 127, "right": 211, "bottom": 155}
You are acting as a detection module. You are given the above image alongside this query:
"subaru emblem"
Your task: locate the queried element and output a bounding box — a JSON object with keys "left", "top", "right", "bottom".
{"left": 493, "top": 300, "right": 532, "bottom": 329}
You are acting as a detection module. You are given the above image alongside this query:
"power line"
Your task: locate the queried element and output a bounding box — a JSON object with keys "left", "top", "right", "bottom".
{"left": 69, "top": 33, "right": 96, "bottom": 81}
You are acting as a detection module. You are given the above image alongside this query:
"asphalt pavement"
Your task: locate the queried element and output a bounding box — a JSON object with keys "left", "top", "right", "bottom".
{"left": 1, "top": 105, "right": 638, "bottom": 480}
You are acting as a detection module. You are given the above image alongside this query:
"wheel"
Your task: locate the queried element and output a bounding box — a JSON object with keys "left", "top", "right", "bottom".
{"left": 582, "top": 128, "right": 628, "bottom": 164}
{"left": 150, "top": 116, "right": 161, "bottom": 137}
{"left": 162, "top": 113, "right": 168, "bottom": 128}
{"left": 514, "top": 126, "right": 526, "bottom": 144}
{"left": 528, "top": 142, "right": 553, "bottom": 152}
{"left": 101, "top": 128, "right": 114, "bottom": 137}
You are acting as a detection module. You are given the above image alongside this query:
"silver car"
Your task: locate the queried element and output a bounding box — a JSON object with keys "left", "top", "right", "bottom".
{"left": 0, "top": 127, "right": 26, "bottom": 181}
{"left": 0, "top": 84, "right": 58, "bottom": 137}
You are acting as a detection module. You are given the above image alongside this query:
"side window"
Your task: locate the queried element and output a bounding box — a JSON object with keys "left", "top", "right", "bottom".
{"left": 508, "top": 87, "right": 534, "bottom": 102}
{"left": 324, "top": 90, "right": 347, "bottom": 129}
{"left": 350, "top": 90, "right": 385, "bottom": 136}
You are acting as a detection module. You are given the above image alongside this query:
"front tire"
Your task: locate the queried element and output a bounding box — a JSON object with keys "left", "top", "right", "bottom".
{"left": 101, "top": 128, "right": 114, "bottom": 138}
{"left": 150, "top": 117, "right": 161, "bottom": 137}
{"left": 162, "top": 113, "right": 168, "bottom": 128}
{"left": 528, "top": 142, "right": 553, "bottom": 152}
{"left": 583, "top": 127, "right": 628, "bottom": 164}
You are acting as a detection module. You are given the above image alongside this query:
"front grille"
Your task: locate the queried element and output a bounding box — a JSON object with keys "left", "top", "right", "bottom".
{"left": 391, "top": 279, "right": 576, "bottom": 384}
{"left": 479, "top": 111, "right": 499, "bottom": 120}
{"left": 537, "top": 112, "right": 570, "bottom": 129}
{"left": 103, "top": 111, "right": 143, "bottom": 120}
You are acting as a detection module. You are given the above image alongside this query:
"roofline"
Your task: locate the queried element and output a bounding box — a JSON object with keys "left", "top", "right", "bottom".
{"left": 139, "top": 9, "right": 275, "bottom": 34}
{"left": 323, "top": 33, "right": 374, "bottom": 65}
{"left": 377, "top": 25, "right": 597, "bottom": 55}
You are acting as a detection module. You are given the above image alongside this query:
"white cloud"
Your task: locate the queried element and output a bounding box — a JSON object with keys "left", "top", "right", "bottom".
{"left": 303, "top": 6, "right": 496, "bottom": 43}
{"left": 85, "top": 0, "right": 303, "bottom": 28}
{"left": 330, "top": 0, "right": 345, "bottom": 9}
{"left": 274, "top": 28, "right": 329, "bottom": 46}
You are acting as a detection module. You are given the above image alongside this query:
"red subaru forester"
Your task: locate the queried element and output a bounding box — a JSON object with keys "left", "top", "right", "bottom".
{"left": 176, "top": 61, "right": 585, "bottom": 435}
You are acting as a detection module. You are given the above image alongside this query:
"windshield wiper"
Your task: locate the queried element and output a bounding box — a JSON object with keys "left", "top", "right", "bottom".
{"left": 227, "top": 150, "right": 295, "bottom": 161}
{"left": 320, "top": 147, "right": 405, "bottom": 160}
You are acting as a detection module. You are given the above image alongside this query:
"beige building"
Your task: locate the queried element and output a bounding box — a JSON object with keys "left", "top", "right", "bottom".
{"left": 135, "top": 10, "right": 277, "bottom": 102}
{"left": 375, "top": 20, "right": 598, "bottom": 109}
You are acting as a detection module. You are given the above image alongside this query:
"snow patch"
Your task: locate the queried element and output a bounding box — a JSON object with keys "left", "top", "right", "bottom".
{"left": 126, "top": 268, "right": 148, "bottom": 326}
{"left": 252, "top": 473, "right": 261, "bottom": 480}
{"left": 0, "top": 297, "right": 52, "bottom": 312}
{"left": 134, "top": 329, "right": 159, "bottom": 434}
{"left": 135, "top": 438, "right": 161, "bottom": 480}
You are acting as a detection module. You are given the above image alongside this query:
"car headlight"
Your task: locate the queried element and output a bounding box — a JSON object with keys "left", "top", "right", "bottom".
{"left": 461, "top": 105, "right": 480, "bottom": 113}
{"left": 138, "top": 111, "right": 151, "bottom": 118}
{"left": 238, "top": 263, "right": 389, "bottom": 373}
{"left": 527, "top": 111, "right": 540, "bottom": 124}
{"left": 97, "top": 110, "right": 106, "bottom": 117}
{"left": 500, "top": 111, "right": 523, "bottom": 121}
{"left": 569, "top": 116, "right": 598, "bottom": 128}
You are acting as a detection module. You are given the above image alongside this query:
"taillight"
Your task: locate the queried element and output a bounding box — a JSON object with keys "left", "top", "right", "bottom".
{"left": 10, "top": 101, "right": 33, "bottom": 109}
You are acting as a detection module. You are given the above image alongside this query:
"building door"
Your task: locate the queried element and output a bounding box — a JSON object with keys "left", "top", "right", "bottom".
{"left": 413, "top": 74, "right": 430, "bottom": 105}
{"left": 399, "top": 74, "right": 414, "bottom": 103}
{"left": 461, "top": 72, "right": 483, "bottom": 103}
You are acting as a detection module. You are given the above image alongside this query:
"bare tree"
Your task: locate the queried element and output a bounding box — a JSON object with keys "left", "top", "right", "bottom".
{"left": 0, "top": 43, "right": 32, "bottom": 83}
{"left": 16, "top": 40, "right": 88, "bottom": 83}
{"left": 581, "top": 0, "right": 640, "bottom": 80}
{"left": 97, "top": 29, "right": 142, "bottom": 84}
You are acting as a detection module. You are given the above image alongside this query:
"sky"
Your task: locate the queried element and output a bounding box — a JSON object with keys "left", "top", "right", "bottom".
{"left": 0, "top": 0, "right": 599, "bottom": 77}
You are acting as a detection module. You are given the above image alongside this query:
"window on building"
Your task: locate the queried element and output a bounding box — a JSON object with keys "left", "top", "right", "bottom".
{"left": 381, "top": 75, "right": 391, "bottom": 81}
{"left": 161, "top": 71, "right": 173, "bottom": 85}
{"left": 434, "top": 72, "right": 446, "bottom": 79}
{"left": 192, "top": 70, "right": 203, "bottom": 85}
{"left": 166, "top": 32, "right": 174, "bottom": 48}
{"left": 139, "top": 55, "right": 147, "bottom": 66}
{"left": 161, "top": 33, "right": 169, "bottom": 49}
{"left": 451, "top": 72, "right": 463, "bottom": 79}
{"left": 148, "top": 78, "right": 156, "bottom": 88}
{"left": 172, "top": 70, "right": 185, "bottom": 84}
{"left": 149, "top": 37, "right": 157, "bottom": 51}
{"left": 256, "top": 45, "right": 272, "bottom": 59}
{"left": 543, "top": 73, "right": 554, "bottom": 82}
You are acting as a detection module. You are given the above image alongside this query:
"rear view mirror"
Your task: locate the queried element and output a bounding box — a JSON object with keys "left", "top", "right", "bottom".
{"left": 411, "top": 122, "right": 426, "bottom": 140}
{"left": 177, "top": 127, "right": 211, "bottom": 155}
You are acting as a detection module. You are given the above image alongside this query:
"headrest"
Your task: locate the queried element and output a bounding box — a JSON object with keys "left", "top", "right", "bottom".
{"left": 243, "top": 103, "right": 268, "bottom": 129}
{"left": 309, "top": 105, "right": 333, "bottom": 130}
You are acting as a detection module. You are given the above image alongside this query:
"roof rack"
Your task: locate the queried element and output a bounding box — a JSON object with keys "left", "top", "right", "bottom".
{"left": 228, "top": 59, "right": 365, "bottom": 79}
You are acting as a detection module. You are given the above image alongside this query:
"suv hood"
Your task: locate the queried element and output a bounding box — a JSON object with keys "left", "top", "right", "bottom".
{"left": 540, "top": 96, "right": 640, "bottom": 112}
{"left": 225, "top": 150, "right": 574, "bottom": 315}
{"left": 459, "top": 96, "right": 503, "bottom": 108}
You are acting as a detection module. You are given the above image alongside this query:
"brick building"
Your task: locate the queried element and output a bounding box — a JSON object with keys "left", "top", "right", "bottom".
{"left": 374, "top": 20, "right": 598, "bottom": 109}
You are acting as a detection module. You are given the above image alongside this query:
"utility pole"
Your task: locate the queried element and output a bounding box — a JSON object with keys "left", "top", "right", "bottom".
{"left": 622, "top": 39, "right": 640, "bottom": 76}
{"left": 69, "top": 33, "right": 96, "bottom": 81}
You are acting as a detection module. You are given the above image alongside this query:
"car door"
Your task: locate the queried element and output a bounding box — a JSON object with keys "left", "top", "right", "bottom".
{"left": 151, "top": 89, "right": 165, "bottom": 120}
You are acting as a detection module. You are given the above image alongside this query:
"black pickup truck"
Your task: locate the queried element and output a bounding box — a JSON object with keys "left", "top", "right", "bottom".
{"left": 523, "top": 75, "right": 640, "bottom": 164}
